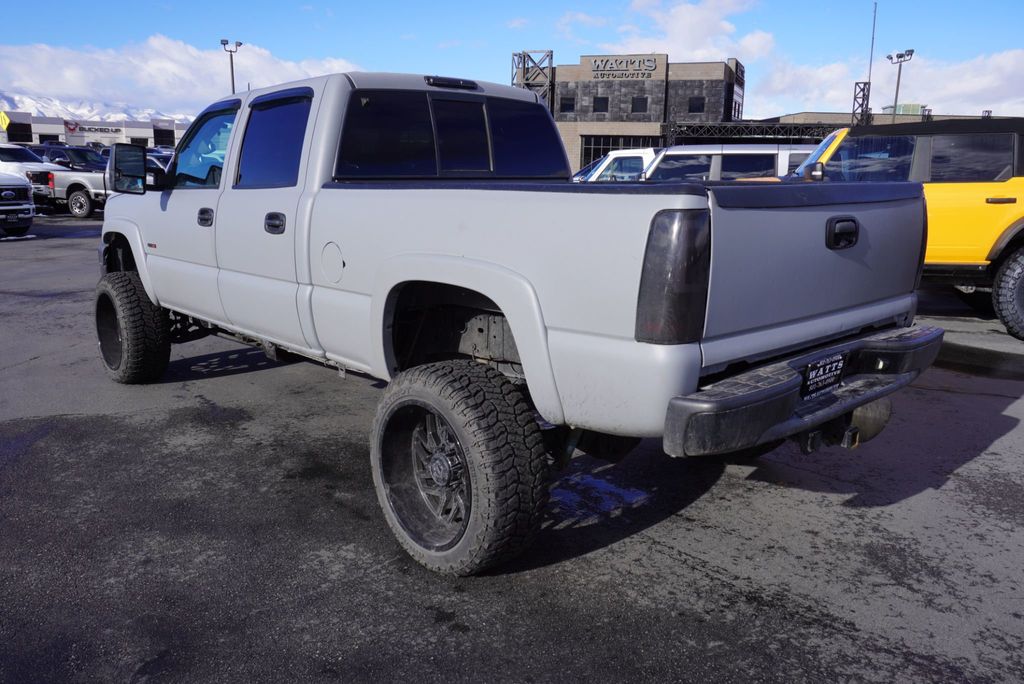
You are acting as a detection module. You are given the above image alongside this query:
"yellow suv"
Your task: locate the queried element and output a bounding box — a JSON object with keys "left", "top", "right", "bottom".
{"left": 795, "top": 120, "right": 1024, "bottom": 339}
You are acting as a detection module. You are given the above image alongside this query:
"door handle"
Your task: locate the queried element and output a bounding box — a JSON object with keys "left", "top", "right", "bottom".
{"left": 197, "top": 207, "right": 214, "bottom": 227}
{"left": 826, "top": 216, "right": 859, "bottom": 250}
{"left": 986, "top": 197, "right": 1017, "bottom": 204}
{"left": 264, "top": 212, "right": 286, "bottom": 235}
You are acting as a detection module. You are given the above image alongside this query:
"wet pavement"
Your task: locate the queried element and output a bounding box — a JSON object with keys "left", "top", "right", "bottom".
{"left": 2, "top": 218, "right": 1023, "bottom": 681}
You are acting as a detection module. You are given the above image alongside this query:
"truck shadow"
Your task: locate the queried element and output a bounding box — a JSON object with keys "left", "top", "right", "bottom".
{"left": 161, "top": 348, "right": 284, "bottom": 382}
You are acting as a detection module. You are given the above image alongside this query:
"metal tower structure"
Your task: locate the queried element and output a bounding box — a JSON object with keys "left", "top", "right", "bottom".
{"left": 511, "top": 50, "right": 555, "bottom": 111}
{"left": 852, "top": 81, "right": 872, "bottom": 126}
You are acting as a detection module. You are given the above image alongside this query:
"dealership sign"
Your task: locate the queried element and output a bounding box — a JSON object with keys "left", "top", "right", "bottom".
{"left": 64, "top": 120, "right": 122, "bottom": 134}
{"left": 590, "top": 56, "right": 658, "bottom": 79}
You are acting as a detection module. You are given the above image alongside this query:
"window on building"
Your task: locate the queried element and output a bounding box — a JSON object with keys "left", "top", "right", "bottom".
{"left": 930, "top": 133, "right": 1015, "bottom": 182}
{"left": 579, "top": 135, "right": 662, "bottom": 168}
{"left": 825, "top": 135, "right": 916, "bottom": 182}
{"left": 488, "top": 98, "right": 570, "bottom": 178}
{"left": 560, "top": 97, "right": 576, "bottom": 113}
{"left": 647, "top": 154, "right": 712, "bottom": 182}
{"left": 595, "top": 156, "right": 645, "bottom": 181}
{"left": 631, "top": 97, "right": 648, "bottom": 114}
{"left": 236, "top": 95, "right": 312, "bottom": 188}
{"left": 173, "top": 108, "right": 237, "bottom": 188}
{"left": 5, "top": 122, "right": 32, "bottom": 143}
{"left": 592, "top": 97, "right": 609, "bottom": 114}
{"left": 336, "top": 90, "right": 437, "bottom": 178}
{"left": 720, "top": 153, "right": 777, "bottom": 180}
{"left": 688, "top": 97, "right": 706, "bottom": 114}
{"left": 153, "top": 129, "right": 176, "bottom": 147}
{"left": 130, "top": 137, "right": 149, "bottom": 147}
{"left": 37, "top": 134, "right": 60, "bottom": 144}
{"left": 434, "top": 99, "right": 491, "bottom": 173}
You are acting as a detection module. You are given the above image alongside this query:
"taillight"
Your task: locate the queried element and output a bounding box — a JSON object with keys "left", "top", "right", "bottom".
{"left": 47, "top": 173, "right": 54, "bottom": 190}
{"left": 635, "top": 209, "right": 712, "bottom": 344}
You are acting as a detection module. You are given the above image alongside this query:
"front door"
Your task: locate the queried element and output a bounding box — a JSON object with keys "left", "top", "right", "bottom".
{"left": 215, "top": 87, "right": 316, "bottom": 350}
{"left": 140, "top": 102, "right": 240, "bottom": 323}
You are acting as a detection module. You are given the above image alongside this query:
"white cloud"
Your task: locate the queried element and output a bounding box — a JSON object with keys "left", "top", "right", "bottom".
{"left": 0, "top": 34, "right": 359, "bottom": 118}
{"left": 507, "top": 18, "right": 528, "bottom": 29}
{"left": 557, "top": 12, "right": 609, "bottom": 43}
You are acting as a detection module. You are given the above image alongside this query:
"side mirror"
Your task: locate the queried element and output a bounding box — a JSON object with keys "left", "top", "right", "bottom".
{"left": 54, "top": 159, "right": 71, "bottom": 168}
{"left": 803, "top": 161, "right": 825, "bottom": 182}
{"left": 107, "top": 143, "right": 147, "bottom": 195}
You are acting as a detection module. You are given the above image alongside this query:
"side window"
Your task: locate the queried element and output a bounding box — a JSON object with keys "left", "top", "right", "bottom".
{"left": 720, "top": 153, "right": 777, "bottom": 180}
{"left": 824, "top": 135, "right": 916, "bottom": 182}
{"left": 648, "top": 154, "right": 712, "bottom": 181}
{"left": 596, "top": 156, "right": 643, "bottom": 181}
{"left": 930, "top": 133, "right": 1015, "bottom": 182}
{"left": 487, "top": 97, "right": 570, "bottom": 178}
{"left": 336, "top": 91, "right": 436, "bottom": 178}
{"left": 787, "top": 153, "right": 810, "bottom": 174}
{"left": 236, "top": 96, "right": 312, "bottom": 188}
{"left": 173, "top": 110, "right": 236, "bottom": 188}
{"left": 432, "top": 99, "right": 490, "bottom": 173}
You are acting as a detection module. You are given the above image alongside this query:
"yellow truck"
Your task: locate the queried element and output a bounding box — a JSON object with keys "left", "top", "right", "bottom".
{"left": 794, "top": 119, "right": 1024, "bottom": 339}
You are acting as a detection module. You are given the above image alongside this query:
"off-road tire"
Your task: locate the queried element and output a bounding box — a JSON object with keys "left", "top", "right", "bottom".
{"left": 68, "top": 190, "right": 93, "bottom": 219}
{"left": 94, "top": 272, "right": 170, "bottom": 383}
{"left": 370, "top": 360, "right": 549, "bottom": 575}
{"left": 1, "top": 225, "right": 30, "bottom": 237}
{"left": 993, "top": 247, "right": 1024, "bottom": 341}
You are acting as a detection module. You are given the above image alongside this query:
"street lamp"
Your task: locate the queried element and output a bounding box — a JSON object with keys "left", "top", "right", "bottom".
{"left": 220, "top": 39, "right": 243, "bottom": 94}
{"left": 886, "top": 48, "right": 914, "bottom": 124}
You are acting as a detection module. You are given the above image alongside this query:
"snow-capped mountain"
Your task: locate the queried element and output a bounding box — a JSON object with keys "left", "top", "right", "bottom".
{"left": 0, "top": 90, "right": 194, "bottom": 123}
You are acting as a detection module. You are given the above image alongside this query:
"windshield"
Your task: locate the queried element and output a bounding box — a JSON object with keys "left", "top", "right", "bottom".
{"left": 0, "top": 147, "right": 44, "bottom": 163}
{"left": 791, "top": 130, "right": 840, "bottom": 177}
{"left": 66, "top": 148, "right": 106, "bottom": 165}
{"left": 573, "top": 156, "right": 605, "bottom": 181}
{"left": 824, "top": 135, "right": 916, "bottom": 182}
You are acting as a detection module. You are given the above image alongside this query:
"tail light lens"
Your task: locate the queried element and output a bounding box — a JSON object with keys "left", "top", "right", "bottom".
{"left": 47, "top": 173, "right": 54, "bottom": 190}
{"left": 635, "top": 209, "right": 712, "bottom": 344}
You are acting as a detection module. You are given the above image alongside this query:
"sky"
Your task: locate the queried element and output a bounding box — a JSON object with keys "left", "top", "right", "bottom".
{"left": 2, "top": 0, "right": 1023, "bottom": 119}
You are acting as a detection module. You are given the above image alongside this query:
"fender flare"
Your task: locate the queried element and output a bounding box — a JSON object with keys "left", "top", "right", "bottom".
{"left": 371, "top": 254, "right": 565, "bottom": 425}
{"left": 101, "top": 217, "right": 159, "bottom": 306}
{"left": 987, "top": 217, "right": 1024, "bottom": 262}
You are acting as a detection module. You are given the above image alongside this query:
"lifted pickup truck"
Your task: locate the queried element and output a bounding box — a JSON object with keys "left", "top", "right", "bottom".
{"left": 96, "top": 72, "right": 942, "bottom": 575}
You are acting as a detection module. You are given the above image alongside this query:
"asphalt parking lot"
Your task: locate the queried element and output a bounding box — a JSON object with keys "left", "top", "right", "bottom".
{"left": 2, "top": 217, "right": 1023, "bottom": 682}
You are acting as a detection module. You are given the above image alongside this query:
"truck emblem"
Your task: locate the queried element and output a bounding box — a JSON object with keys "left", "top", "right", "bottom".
{"left": 0, "top": 191, "right": 14, "bottom": 200}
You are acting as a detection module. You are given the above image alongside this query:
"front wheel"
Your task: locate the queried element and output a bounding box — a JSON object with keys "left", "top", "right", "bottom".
{"left": 68, "top": 190, "right": 93, "bottom": 218}
{"left": 94, "top": 272, "right": 171, "bottom": 383}
{"left": 370, "top": 360, "right": 549, "bottom": 575}
{"left": 993, "top": 247, "right": 1024, "bottom": 341}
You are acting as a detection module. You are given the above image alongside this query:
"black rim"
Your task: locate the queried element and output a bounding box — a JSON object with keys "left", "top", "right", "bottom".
{"left": 379, "top": 402, "right": 471, "bottom": 552}
{"left": 96, "top": 292, "right": 123, "bottom": 370}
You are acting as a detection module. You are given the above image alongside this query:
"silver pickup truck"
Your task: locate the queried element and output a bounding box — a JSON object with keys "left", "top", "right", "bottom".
{"left": 96, "top": 72, "right": 943, "bottom": 575}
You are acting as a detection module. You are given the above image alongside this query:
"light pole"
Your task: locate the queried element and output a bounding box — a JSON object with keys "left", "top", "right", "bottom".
{"left": 220, "top": 39, "right": 243, "bottom": 94}
{"left": 886, "top": 49, "right": 914, "bottom": 123}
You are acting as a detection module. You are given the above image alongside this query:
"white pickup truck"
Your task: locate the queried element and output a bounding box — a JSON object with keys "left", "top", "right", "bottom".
{"left": 96, "top": 72, "right": 942, "bottom": 575}
{"left": 0, "top": 170, "right": 34, "bottom": 236}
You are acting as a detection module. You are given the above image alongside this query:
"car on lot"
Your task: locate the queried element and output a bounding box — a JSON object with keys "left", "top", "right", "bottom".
{"left": 794, "top": 119, "right": 1024, "bottom": 339}
{"left": 0, "top": 171, "right": 34, "bottom": 237}
{"left": 28, "top": 146, "right": 111, "bottom": 218}
{"left": 645, "top": 144, "right": 818, "bottom": 182}
{"left": 577, "top": 148, "right": 661, "bottom": 182}
{"left": 0, "top": 143, "right": 64, "bottom": 205}
{"left": 96, "top": 72, "right": 942, "bottom": 575}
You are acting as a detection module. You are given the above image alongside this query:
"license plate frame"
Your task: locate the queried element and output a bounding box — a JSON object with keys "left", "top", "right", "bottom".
{"left": 801, "top": 352, "right": 847, "bottom": 398}
{"left": 4, "top": 212, "right": 19, "bottom": 223}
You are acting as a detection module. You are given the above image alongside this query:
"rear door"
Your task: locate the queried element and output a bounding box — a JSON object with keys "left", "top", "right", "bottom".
{"left": 215, "top": 87, "right": 317, "bottom": 350}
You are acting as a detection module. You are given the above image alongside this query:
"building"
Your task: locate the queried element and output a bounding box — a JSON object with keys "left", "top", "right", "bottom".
{"left": 0, "top": 111, "right": 189, "bottom": 148}
{"left": 523, "top": 53, "right": 745, "bottom": 170}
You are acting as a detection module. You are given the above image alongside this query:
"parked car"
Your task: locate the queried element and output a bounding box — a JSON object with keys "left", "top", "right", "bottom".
{"left": 0, "top": 170, "right": 35, "bottom": 237}
{"left": 35, "top": 145, "right": 108, "bottom": 172}
{"left": 98, "top": 72, "right": 942, "bottom": 575}
{"left": 0, "top": 143, "right": 64, "bottom": 205}
{"left": 794, "top": 119, "right": 1024, "bottom": 339}
{"left": 645, "top": 144, "right": 818, "bottom": 182}
{"left": 577, "top": 147, "right": 661, "bottom": 182}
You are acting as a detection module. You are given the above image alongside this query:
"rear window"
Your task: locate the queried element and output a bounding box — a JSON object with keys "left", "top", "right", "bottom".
{"left": 825, "top": 135, "right": 916, "bottom": 182}
{"left": 335, "top": 90, "right": 569, "bottom": 180}
{"left": 648, "top": 154, "right": 712, "bottom": 182}
{"left": 930, "top": 133, "right": 1015, "bottom": 182}
{"left": 721, "top": 153, "right": 776, "bottom": 180}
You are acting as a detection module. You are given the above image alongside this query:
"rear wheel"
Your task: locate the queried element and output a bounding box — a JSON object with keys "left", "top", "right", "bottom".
{"left": 94, "top": 272, "right": 170, "bottom": 383}
{"left": 68, "top": 190, "right": 93, "bottom": 218}
{"left": 370, "top": 360, "right": 549, "bottom": 575}
{"left": 993, "top": 247, "right": 1024, "bottom": 341}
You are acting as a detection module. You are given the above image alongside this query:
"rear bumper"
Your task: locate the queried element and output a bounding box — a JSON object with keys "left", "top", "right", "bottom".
{"left": 664, "top": 325, "right": 943, "bottom": 457}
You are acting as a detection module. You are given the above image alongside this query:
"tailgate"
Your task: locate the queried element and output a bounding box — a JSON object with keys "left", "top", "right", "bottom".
{"left": 701, "top": 182, "right": 925, "bottom": 368}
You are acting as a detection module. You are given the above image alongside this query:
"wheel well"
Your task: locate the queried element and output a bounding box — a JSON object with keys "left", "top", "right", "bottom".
{"left": 995, "top": 230, "right": 1024, "bottom": 271}
{"left": 386, "top": 282, "right": 523, "bottom": 379}
{"left": 67, "top": 183, "right": 88, "bottom": 197}
{"left": 103, "top": 233, "right": 138, "bottom": 273}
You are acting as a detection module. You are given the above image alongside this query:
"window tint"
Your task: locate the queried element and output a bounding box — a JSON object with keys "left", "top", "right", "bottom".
{"left": 593, "top": 96, "right": 609, "bottom": 113}
{"left": 433, "top": 99, "right": 490, "bottom": 173}
{"left": 0, "top": 146, "right": 43, "bottom": 162}
{"left": 48, "top": 150, "right": 69, "bottom": 162}
{"left": 648, "top": 154, "right": 712, "bottom": 181}
{"left": 787, "top": 153, "right": 810, "bottom": 174}
{"left": 721, "top": 153, "right": 777, "bottom": 180}
{"left": 825, "top": 135, "right": 916, "bottom": 182}
{"left": 336, "top": 91, "right": 436, "bottom": 178}
{"left": 488, "top": 97, "right": 570, "bottom": 178}
{"left": 688, "top": 96, "right": 705, "bottom": 114}
{"left": 596, "top": 156, "right": 644, "bottom": 181}
{"left": 560, "top": 97, "right": 576, "bottom": 113}
{"left": 174, "top": 110, "right": 236, "bottom": 188}
{"left": 631, "top": 97, "right": 648, "bottom": 114}
{"left": 930, "top": 133, "right": 1015, "bottom": 182}
{"left": 235, "top": 97, "right": 312, "bottom": 188}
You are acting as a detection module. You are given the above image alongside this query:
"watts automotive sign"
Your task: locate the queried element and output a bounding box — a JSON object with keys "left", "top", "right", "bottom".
{"left": 590, "top": 56, "right": 659, "bottom": 79}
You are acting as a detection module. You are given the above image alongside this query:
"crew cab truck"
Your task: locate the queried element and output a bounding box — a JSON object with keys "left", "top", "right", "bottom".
{"left": 0, "top": 171, "right": 34, "bottom": 237}
{"left": 36, "top": 146, "right": 110, "bottom": 218}
{"left": 96, "top": 73, "right": 943, "bottom": 575}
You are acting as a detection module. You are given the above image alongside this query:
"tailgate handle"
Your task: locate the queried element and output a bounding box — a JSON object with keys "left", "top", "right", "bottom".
{"left": 986, "top": 197, "right": 1017, "bottom": 204}
{"left": 826, "top": 216, "right": 859, "bottom": 250}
